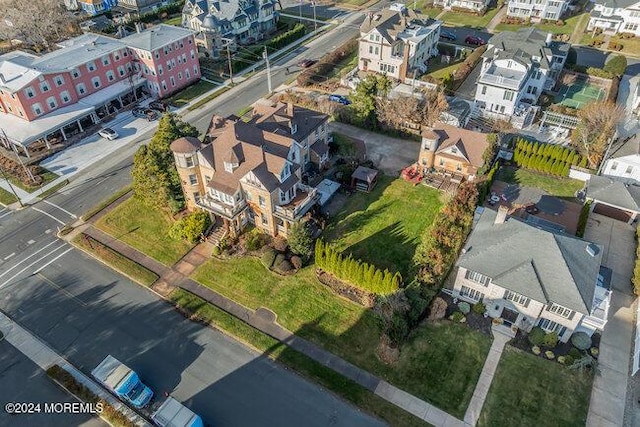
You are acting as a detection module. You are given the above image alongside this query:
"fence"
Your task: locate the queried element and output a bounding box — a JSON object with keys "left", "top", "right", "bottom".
{"left": 568, "top": 166, "right": 591, "bottom": 182}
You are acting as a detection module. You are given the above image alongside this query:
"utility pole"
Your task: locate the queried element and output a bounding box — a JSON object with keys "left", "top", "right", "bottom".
{"left": 311, "top": 1, "right": 317, "bottom": 31}
{"left": 226, "top": 42, "right": 234, "bottom": 84}
{"left": 299, "top": 0, "right": 303, "bottom": 23}
{"left": 0, "top": 165, "right": 23, "bottom": 207}
{"left": 263, "top": 47, "right": 272, "bottom": 94}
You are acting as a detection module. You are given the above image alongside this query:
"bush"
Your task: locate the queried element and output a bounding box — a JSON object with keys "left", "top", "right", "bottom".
{"left": 276, "top": 260, "right": 293, "bottom": 274}
{"left": 273, "top": 237, "right": 288, "bottom": 252}
{"left": 564, "top": 355, "right": 575, "bottom": 366}
{"left": 458, "top": 301, "right": 471, "bottom": 314}
{"left": 168, "top": 210, "right": 211, "bottom": 243}
{"left": 245, "top": 229, "right": 266, "bottom": 251}
{"left": 451, "top": 311, "right": 465, "bottom": 323}
{"left": 542, "top": 331, "right": 559, "bottom": 349}
{"left": 586, "top": 67, "right": 615, "bottom": 79}
{"left": 472, "top": 301, "right": 486, "bottom": 314}
{"left": 590, "top": 347, "right": 599, "bottom": 357}
{"left": 568, "top": 347, "right": 583, "bottom": 359}
{"left": 212, "top": 246, "right": 221, "bottom": 256}
{"left": 545, "top": 350, "right": 555, "bottom": 359}
{"left": 427, "top": 296, "right": 448, "bottom": 320}
{"left": 288, "top": 221, "right": 313, "bottom": 258}
{"left": 557, "top": 355, "right": 566, "bottom": 364}
{"left": 290, "top": 255, "right": 303, "bottom": 270}
{"left": 261, "top": 248, "right": 277, "bottom": 269}
{"left": 570, "top": 331, "right": 592, "bottom": 350}
{"left": 528, "top": 326, "right": 546, "bottom": 347}
{"left": 273, "top": 253, "right": 286, "bottom": 268}
{"left": 604, "top": 54, "right": 627, "bottom": 76}
{"left": 532, "top": 345, "right": 541, "bottom": 355}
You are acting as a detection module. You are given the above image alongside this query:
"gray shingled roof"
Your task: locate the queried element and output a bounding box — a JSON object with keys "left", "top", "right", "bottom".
{"left": 457, "top": 209, "right": 603, "bottom": 314}
{"left": 587, "top": 175, "right": 640, "bottom": 212}
{"left": 608, "top": 134, "right": 640, "bottom": 159}
{"left": 485, "top": 28, "right": 569, "bottom": 71}
{"left": 592, "top": 0, "right": 638, "bottom": 8}
{"left": 121, "top": 24, "right": 195, "bottom": 51}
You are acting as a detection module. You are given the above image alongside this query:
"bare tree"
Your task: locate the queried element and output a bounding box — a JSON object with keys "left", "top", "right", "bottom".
{"left": 571, "top": 101, "right": 625, "bottom": 169}
{"left": 0, "top": 0, "right": 78, "bottom": 51}
{"left": 376, "top": 88, "right": 448, "bottom": 132}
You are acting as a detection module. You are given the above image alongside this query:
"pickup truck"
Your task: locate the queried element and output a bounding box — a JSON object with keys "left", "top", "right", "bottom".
{"left": 91, "top": 355, "right": 153, "bottom": 409}
{"left": 152, "top": 396, "right": 204, "bottom": 427}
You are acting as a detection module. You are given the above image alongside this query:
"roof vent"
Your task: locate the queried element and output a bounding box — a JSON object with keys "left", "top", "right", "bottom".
{"left": 586, "top": 243, "right": 599, "bottom": 257}
{"left": 373, "top": 14, "right": 381, "bottom": 21}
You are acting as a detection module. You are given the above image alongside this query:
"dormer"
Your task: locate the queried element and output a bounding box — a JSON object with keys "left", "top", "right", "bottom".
{"left": 279, "top": 162, "right": 292, "bottom": 182}
{"left": 290, "top": 120, "right": 298, "bottom": 135}
{"left": 224, "top": 145, "right": 242, "bottom": 172}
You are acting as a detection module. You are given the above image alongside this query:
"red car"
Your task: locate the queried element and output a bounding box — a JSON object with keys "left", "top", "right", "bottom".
{"left": 297, "top": 59, "right": 316, "bottom": 68}
{"left": 465, "top": 35, "right": 486, "bottom": 46}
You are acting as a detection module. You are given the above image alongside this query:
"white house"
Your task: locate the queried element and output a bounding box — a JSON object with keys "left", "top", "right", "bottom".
{"left": 452, "top": 206, "right": 610, "bottom": 342}
{"left": 359, "top": 4, "right": 441, "bottom": 81}
{"left": 433, "top": 0, "right": 491, "bottom": 13}
{"left": 473, "top": 28, "right": 569, "bottom": 128}
{"left": 601, "top": 134, "right": 640, "bottom": 184}
{"left": 587, "top": 0, "right": 640, "bottom": 36}
{"left": 506, "top": 0, "right": 570, "bottom": 22}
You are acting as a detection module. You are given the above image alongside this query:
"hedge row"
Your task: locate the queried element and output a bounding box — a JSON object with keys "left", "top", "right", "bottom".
{"left": 232, "top": 23, "right": 307, "bottom": 73}
{"left": 513, "top": 139, "right": 586, "bottom": 176}
{"left": 315, "top": 239, "right": 401, "bottom": 295}
{"left": 297, "top": 38, "right": 358, "bottom": 87}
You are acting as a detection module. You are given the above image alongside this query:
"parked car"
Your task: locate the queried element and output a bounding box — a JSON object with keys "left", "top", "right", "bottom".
{"left": 465, "top": 35, "right": 486, "bottom": 46}
{"left": 149, "top": 100, "right": 167, "bottom": 112}
{"left": 297, "top": 59, "right": 316, "bottom": 68}
{"left": 440, "top": 30, "right": 457, "bottom": 41}
{"left": 133, "top": 107, "right": 159, "bottom": 121}
{"left": 132, "top": 107, "right": 147, "bottom": 118}
{"left": 329, "top": 94, "right": 351, "bottom": 105}
{"left": 98, "top": 128, "right": 119, "bottom": 140}
{"left": 525, "top": 204, "right": 540, "bottom": 215}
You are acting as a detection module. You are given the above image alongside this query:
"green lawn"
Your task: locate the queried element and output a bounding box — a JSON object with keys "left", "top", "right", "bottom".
{"left": 163, "top": 16, "right": 182, "bottom": 26}
{"left": 495, "top": 12, "right": 589, "bottom": 34}
{"left": 496, "top": 167, "right": 583, "bottom": 198}
{"left": 192, "top": 257, "right": 489, "bottom": 417}
{"left": 324, "top": 176, "right": 442, "bottom": 279}
{"left": 332, "top": 133, "right": 358, "bottom": 157}
{"left": 410, "top": 1, "right": 443, "bottom": 18}
{"left": 478, "top": 347, "right": 592, "bottom": 427}
{"left": 426, "top": 58, "right": 463, "bottom": 80}
{"left": 441, "top": 7, "right": 501, "bottom": 28}
{"left": 95, "top": 197, "right": 193, "bottom": 265}
{"left": 0, "top": 187, "right": 18, "bottom": 205}
{"left": 170, "top": 288, "right": 431, "bottom": 427}
{"left": 10, "top": 170, "right": 58, "bottom": 193}
{"left": 165, "top": 80, "right": 218, "bottom": 107}
{"left": 582, "top": 34, "right": 640, "bottom": 55}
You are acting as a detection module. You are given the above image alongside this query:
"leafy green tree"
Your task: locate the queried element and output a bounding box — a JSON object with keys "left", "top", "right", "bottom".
{"left": 131, "top": 145, "right": 172, "bottom": 211}
{"left": 604, "top": 54, "right": 627, "bottom": 77}
{"left": 288, "top": 220, "right": 314, "bottom": 258}
{"left": 562, "top": 163, "right": 571, "bottom": 176}
{"left": 349, "top": 74, "right": 391, "bottom": 128}
{"left": 169, "top": 210, "right": 211, "bottom": 243}
{"left": 578, "top": 156, "right": 588, "bottom": 168}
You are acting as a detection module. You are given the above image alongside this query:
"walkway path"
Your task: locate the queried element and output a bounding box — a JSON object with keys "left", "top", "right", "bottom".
{"left": 485, "top": 4, "right": 506, "bottom": 33}
{"left": 464, "top": 326, "right": 511, "bottom": 426}
{"left": 76, "top": 224, "right": 469, "bottom": 427}
{"left": 0, "top": 310, "right": 150, "bottom": 426}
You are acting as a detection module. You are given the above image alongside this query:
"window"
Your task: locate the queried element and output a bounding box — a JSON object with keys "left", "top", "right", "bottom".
{"left": 185, "top": 156, "right": 194, "bottom": 167}
{"left": 170, "top": 76, "right": 175, "bottom": 87}
{"left": 259, "top": 195, "right": 266, "bottom": 207}
{"left": 114, "top": 51, "right": 120, "bottom": 61}
{"left": 102, "top": 55, "right": 110, "bottom": 66}
{"left": 546, "top": 303, "right": 574, "bottom": 319}
{"left": 92, "top": 76, "right": 101, "bottom": 88}
{"left": 106, "top": 70, "right": 115, "bottom": 82}
{"left": 54, "top": 75, "right": 64, "bottom": 86}
{"left": 186, "top": 69, "right": 190, "bottom": 79}
{"left": 188, "top": 174, "right": 198, "bottom": 185}
{"left": 118, "top": 66, "right": 125, "bottom": 77}
{"left": 224, "top": 162, "right": 233, "bottom": 173}
{"left": 24, "top": 87, "right": 35, "bottom": 98}
{"left": 504, "top": 290, "right": 530, "bottom": 307}
{"left": 193, "top": 192, "right": 201, "bottom": 203}
{"left": 60, "top": 91, "right": 71, "bottom": 103}
{"left": 481, "top": 85, "right": 487, "bottom": 95}
{"left": 193, "top": 66, "right": 198, "bottom": 75}
{"left": 178, "top": 72, "right": 183, "bottom": 80}
{"left": 626, "top": 165, "right": 634, "bottom": 174}
{"left": 76, "top": 83, "right": 86, "bottom": 95}
{"left": 624, "top": 23, "right": 639, "bottom": 32}
{"left": 537, "top": 317, "right": 567, "bottom": 336}
{"left": 32, "top": 103, "right": 43, "bottom": 116}
{"left": 158, "top": 65, "right": 163, "bottom": 75}
{"left": 460, "top": 285, "right": 484, "bottom": 302}
{"left": 87, "top": 61, "right": 96, "bottom": 72}
{"left": 161, "top": 80, "right": 167, "bottom": 91}
{"left": 40, "top": 81, "right": 50, "bottom": 92}
{"left": 154, "top": 51, "right": 160, "bottom": 59}
{"left": 374, "top": 46, "right": 379, "bottom": 55}
{"left": 611, "top": 161, "right": 618, "bottom": 170}
{"left": 190, "top": 49, "right": 195, "bottom": 59}
{"left": 465, "top": 269, "right": 491, "bottom": 286}
{"left": 503, "top": 91, "right": 514, "bottom": 101}
{"left": 46, "top": 96, "right": 57, "bottom": 110}
{"left": 261, "top": 214, "right": 268, "bottom": 225}
{"left": 369, "top": 45, "right": 373, "bottom": 54}
{"left": 72, "top": 68, "right": 81, "bottom": 79}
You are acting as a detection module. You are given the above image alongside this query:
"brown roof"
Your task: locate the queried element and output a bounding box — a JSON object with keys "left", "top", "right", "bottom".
{"left": 421, "top": 129, "right": 439, "bottom": 139}
{"left": 250, "top": 102, "right": 328, "bottom": 144}
{"left": 352, "top": 166, "right": 378, "bottom": 183}
{"left": 430, "top": 122, "right": 490, "bottom": 169}
{"left": 170, "top": 136, "right": 202, "bottom": 153}
{"left": 360, "top": 8, "right": 435, "bottom": 43}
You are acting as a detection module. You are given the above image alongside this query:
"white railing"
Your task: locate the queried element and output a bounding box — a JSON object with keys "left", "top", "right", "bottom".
{"left": 478, "top": 72, "right": 525, "bottom": 90}
{"left": 198, "top": 198, "right": 246, "bottom": 218}
{"left": 274, "top": 188, "right": 317, "bottom": 219}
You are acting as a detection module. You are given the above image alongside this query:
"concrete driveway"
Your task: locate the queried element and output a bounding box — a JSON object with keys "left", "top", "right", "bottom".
{"left": 584, "top": 213, "right": 636, "bottom": 427}
{"left": 329, "top": 122, "right": 419, "bottom": 175}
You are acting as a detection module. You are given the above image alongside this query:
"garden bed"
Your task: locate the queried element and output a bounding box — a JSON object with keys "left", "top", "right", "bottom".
{"left": 316, "top": 269, "right": 375, "bottom": 307}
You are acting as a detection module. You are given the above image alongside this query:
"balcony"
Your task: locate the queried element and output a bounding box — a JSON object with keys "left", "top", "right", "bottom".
{"left": 197, "top": 197, "right": 247, "bottom": 219}
{"left": 479, "top": 66, "right": 526, "bottom": 90}
{"left": 274, "top": 185, "right": 318, "bottom": 220}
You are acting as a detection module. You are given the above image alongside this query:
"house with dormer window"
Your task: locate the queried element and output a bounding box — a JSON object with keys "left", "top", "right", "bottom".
{"left": 170, "top": 101, "right": 329, "bottom": 237}
{"left": 587, "top": 0, "right": 640, "bottom": 36}
{"left": 451, "top": 206, "right": 611, "bottom": 342}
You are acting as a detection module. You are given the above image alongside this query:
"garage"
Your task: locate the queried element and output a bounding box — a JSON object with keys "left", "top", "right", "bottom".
{"left": 586, "top": 175, "right": 640, "bottom": 224}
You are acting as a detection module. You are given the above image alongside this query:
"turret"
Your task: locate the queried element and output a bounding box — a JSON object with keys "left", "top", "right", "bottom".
{"left": 419, "top": 128, "right": 440, "bottom": 169}
{"left": 170, "top": 136, "right": 203, "bottom": 208}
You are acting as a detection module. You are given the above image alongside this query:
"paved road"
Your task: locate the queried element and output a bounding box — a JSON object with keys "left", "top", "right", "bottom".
{"left": 0, "top": 340, "right": 106, "bottom": 427}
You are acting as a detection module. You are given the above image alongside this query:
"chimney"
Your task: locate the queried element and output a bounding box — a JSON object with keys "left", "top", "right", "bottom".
{"left": 0, "top": 73, "right": 5, "bottom": 85}
{"left": 286, "top": 102, "right": 294, "bottom": 117}
{"left": 135, "top": 22, "right": 143, "bottom": 33}
{"left": 494, "top": 205, "right": 509, "bottom": 225}
{"left": 545, "top": 32, "right": 552, "bottom": 46}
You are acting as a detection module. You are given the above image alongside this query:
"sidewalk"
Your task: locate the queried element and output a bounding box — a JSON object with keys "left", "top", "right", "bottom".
{"left": 78, "top": 224, "right": 469, "bottom": 427}
{"left": 486, "top": 5, "right": 506, "bottom": 33}
{"left": 0, "top": 310, "right": 150, "bottom": 427}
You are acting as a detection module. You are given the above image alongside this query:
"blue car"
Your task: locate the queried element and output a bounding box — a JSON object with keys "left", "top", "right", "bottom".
{"left": 440, "top": 30, "right": 457, "bottom": 41}
{"left": 329, "top": 94, "right": 351, "bottom": 105}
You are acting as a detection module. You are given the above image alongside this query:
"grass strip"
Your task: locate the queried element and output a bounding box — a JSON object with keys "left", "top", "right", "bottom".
{"left": 73, "top": 234, "right": 159, "bottom": 287}
{"left": 188, "top": 86, "right": 232, "bottom": 111}
{"left": 0, "top": 187, "right": 18, "bottom": 205}
{"left": 46, "top": 365, "right": 136, "bottom": 427}
{"left": 39, "top": 179, "right": 69, "bottom": 199}
{"left": 9, "top": 170, "right": 59, "bottom": 193}
{"left": 169, "top": 288, "right": 431, "bottom": 427}
{"left": 81, "top": 186, "right": 132, "bottom": 221}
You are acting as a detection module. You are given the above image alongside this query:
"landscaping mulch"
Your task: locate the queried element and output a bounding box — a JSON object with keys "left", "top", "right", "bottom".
{"left": 316, "top": 269, "right": 374, "bottom": 307}
{"left": 440, "top": 292, "right": 492, "bottom": 337}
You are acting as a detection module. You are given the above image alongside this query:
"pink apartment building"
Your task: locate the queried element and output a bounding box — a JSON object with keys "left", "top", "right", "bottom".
{"left": 0, "top": 24, "right": 200, "bottom": 157}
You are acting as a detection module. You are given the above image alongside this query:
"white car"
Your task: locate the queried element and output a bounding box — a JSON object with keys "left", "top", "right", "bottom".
{"left": 98, "top": 127, "right": 119, "bottom": 140}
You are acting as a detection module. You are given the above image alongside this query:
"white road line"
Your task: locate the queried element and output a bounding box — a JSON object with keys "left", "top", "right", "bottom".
{"left": 42, "top": 200, "right": 78, "bottom": 219}
{"left": 3, "top": 252, "right": 15, "bottom": 260}
{"left": 0, "top": 210, "right": 12, "bottom": 219}
{"left": 45, "top": 229, "right": 52, "bottom": 234}
{"left": 33, "top": 247, "right": 73, "bottom": 275}
{"left": 0, "top": 243, "right": 68, "bottom": 289}
{"left": 0, "top": 240, "right": 59, "bottom": 280}
{"left": 27, "top": 240, "right": 35, "bottom": 245}
{"left": 32, "top": 207, "right": 66, "bottom": 225}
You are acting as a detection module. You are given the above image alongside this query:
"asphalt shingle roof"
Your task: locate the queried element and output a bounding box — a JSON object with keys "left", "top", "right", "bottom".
{"left": 457, "top": 209, "right": 603, "bottom": 314}
{"left": 587, "top": 175, "right": 640, "bottom": 212}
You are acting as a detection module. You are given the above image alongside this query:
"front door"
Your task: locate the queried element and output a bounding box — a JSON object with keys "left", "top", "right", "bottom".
{"left": 501, "top": 308, "right": 519, "bottom": 326}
